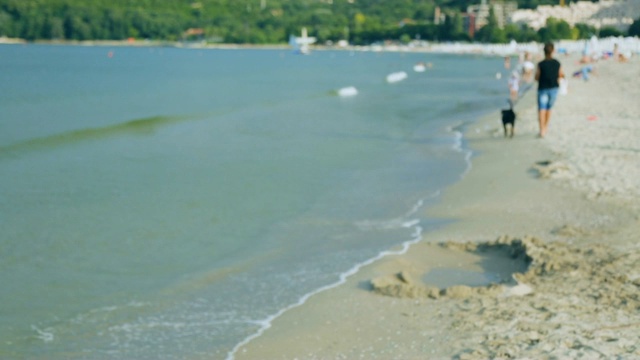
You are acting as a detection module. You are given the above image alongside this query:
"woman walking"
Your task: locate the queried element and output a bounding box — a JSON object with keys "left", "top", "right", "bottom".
{"left": 535, "top": 42, "right": 565, "bottom": 138}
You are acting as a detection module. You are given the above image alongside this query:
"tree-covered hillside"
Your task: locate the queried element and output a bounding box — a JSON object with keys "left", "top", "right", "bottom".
{"left": 2, "top": 0, "right": 436, "bottom": 42}
{"left": 0, "top": 0, "right": 635, "bottom": 44}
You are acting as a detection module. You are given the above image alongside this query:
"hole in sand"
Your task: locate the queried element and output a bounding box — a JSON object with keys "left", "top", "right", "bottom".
{"left": 370, "top": 238, "right": 535, "bottom": 299}
{"left": 422, "top": 246, "right": 529, "bottom": 289}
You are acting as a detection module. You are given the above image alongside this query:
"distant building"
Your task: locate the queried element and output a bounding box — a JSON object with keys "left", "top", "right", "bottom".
{"left": 467, "top": 0, "right": 518, "bottom": 30}
{"left": 461, "top": 13, "right": 476, "bottom": 38}
{"left": 182, "top": 28, "right": 205, "bottom": 42}
{"left": 510, "top": 0, "right": 640, "bottom": 31}
{"left": 467, "top": 0, "right": 491, "bottom": 30}
{"left": 494, "top": 1, "right": 518, "bottom": 28}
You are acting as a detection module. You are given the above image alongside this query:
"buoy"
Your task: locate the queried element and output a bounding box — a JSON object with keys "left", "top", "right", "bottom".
{"left": 338, "top": 86, "right": 358, "bottom": 97}
{"left": 386, "top": 71, "right": 408, "bottom": 83}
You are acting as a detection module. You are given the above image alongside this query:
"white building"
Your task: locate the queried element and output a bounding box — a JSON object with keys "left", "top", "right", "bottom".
{"left": 468, "top": 0, "right": 518, "bottom": 29}
{"left": 510, "top": 0, "right": 640, "bottom": 31}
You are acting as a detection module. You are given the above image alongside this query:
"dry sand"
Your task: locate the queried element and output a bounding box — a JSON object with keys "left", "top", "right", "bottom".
{"left": 232, "top": 55, "right": 640, "bottom": 360}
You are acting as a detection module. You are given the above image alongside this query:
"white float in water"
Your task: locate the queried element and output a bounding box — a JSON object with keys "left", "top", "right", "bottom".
{"left": 386, "top": 71, "right": 408, "bottom": 83}
{"left": 496, "top": 72, "right": 502, "bottom": 79}
{"left": 337, "top": 86, "right": 358, "bottom": 97}
{"left": 413, "top": 64, "right": 426, "bottom": 72}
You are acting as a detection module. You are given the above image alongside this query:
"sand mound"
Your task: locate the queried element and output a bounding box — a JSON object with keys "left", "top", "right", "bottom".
{"left": 371, "top": 236, "right": 534, "bottom": 300}
{"left": 372, "top": 236, "right": 640, "bottom": 359}
{"left": 531, "top": 160, "right": 571, "bottom": 179}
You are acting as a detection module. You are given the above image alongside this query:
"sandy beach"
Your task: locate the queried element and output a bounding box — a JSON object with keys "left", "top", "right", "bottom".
{"left": 231, "top": 52, "right": 640, "bottom": 360}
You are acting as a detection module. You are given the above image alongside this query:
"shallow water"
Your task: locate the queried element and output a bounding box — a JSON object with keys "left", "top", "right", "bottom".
{"left": 0, "top": 44, "right": 508, "bottom": 359}
{"left": 422, "top": 248, "right": 530, "bottom": 289}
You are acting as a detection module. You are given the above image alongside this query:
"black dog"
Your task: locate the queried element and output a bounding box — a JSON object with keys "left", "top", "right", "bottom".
{"left": 501, "top": 107, "right": 516, "bottom": 138}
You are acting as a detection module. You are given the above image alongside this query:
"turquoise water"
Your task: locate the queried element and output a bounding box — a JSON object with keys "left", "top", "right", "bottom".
{"left": 0, "top": 44, "right": 507, "bottom": 359}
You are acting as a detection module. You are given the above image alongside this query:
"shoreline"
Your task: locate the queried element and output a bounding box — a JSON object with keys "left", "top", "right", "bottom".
{"left": 3, "top": 37, "right": 639, "bottom": 57}
{"left": 224, "top": 107, "right": 483, "bottom": 360}
{"left": 232, "top": 54, "right": 640, "bottom": 359}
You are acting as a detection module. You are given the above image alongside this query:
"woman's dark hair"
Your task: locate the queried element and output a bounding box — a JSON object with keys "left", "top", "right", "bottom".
{"left": 544, "top": 42, "right": 554, "bottom": 56}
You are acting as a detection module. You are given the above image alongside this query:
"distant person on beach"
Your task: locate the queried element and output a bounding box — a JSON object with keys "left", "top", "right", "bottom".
{"left": 618, "top": 52, "right": 630, "bottom": 63}
{"left": 508, "top": 70, "right": 520, "bottom": 103}
{"left": 521, "top": 52, "right": 535, "bottom": 83}
{"left": 535, "top": 42, "right": 564, "bottom": 138}
{"left": 573, "top": 64, "right": 596, "bottom": 81}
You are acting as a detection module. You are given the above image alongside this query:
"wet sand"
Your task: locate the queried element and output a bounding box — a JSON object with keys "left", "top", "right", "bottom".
{"left": 232, "top": 54, "right": 640, "bottom": 360}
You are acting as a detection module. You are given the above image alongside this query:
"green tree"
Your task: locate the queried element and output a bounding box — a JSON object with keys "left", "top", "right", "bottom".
{"left": 0, "top": 10, "right": 14, "bottom": 36}
{"left": 537, "top": 26, "right": 551, "bottom": 43}
{"left": 439, "top": 11, "right": 464, "bottom": 41}
{"left": 412, "top": 5, "right": 434, "bottom": 23}
{"left": 475, "top": 6, "right": 506, "bottom": 43}
{"left": 599, "top": 26, "right": 623, "bottom": 38}
{"left": 64, "top": 13, "right": 91, "bottom": 40}
{"left": 22, "top": 11, "right": 47, "bottom": 40}
{"left": 505, "top": 23, "right": 540, "bottom": 42}
{"left": 538, "top": 17, "right": 572, "bottom": 42}
{"left": 43, "top": 16, "right": 65, "bottom": 39}
{"left": 555, "top": 19, "right": 572, "bottom": 39}
{"left": 0, "top": 0, "right": 627, "bottom": 45}
{"left": 629, "top": 17, "right": 640, "bottom": 37}
{"left": 574, "top": 23, "right": 596, "bottom": 39}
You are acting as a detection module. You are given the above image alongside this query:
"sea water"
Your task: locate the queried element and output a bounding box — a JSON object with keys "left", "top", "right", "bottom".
{"left": 0, "top": 44, "right": 507, "bottom": 359}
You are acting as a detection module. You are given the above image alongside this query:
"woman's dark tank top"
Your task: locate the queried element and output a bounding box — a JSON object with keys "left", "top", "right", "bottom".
{"left": 538, "top": 59, "right": 561, "bottom": 90}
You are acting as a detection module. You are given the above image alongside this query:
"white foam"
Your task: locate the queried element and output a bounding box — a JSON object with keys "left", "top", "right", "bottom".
{"left": 406, "top": 198, "right": 425, "bottom": 217}
{"left": 447, "top": 124, "right": 474, "bottom": 179}
{"left": 462, "top": 148, "right": 473, "bottom": 177}
{"left": 355, "top": 195, "right": 437, "bottom": 232}
{"left": 225, "top": 196, "right": 434, "bottom": 360}
{"left": 402, "top": 219, "right": 420, "bottom": 228}
{"left": 226, "top": 227, "right": 423, "bottom": 360}
{"left": 32, "top": 325, "right": 54, "bottom": 343}
{"left": 355, "top": 217, "right": 421, "bottom": 231}
{"left": 386, "top": 71, "right": 408, "bottom": 83}
{"left": 337, "top": 86, "right": 358, "bottom": 97}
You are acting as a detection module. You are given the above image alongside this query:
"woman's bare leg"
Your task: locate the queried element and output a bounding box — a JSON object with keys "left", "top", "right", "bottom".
{"left": 538, "top": 109, "right": 552, "bottom": 137}
{"left": 543, "top": 110, "right": 551, "bottom": 136}
{"left": 538, "top": 110, "right": 547, "bottom": 137}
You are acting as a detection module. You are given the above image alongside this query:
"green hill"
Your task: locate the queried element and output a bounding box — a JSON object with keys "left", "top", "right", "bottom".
{"left": 0, "top": 0, "right": 632, "bottom": 44}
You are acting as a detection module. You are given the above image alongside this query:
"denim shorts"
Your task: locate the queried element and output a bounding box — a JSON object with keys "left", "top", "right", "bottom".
{"left": 538, "top": 88, "right": 559, "bottom": 110}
